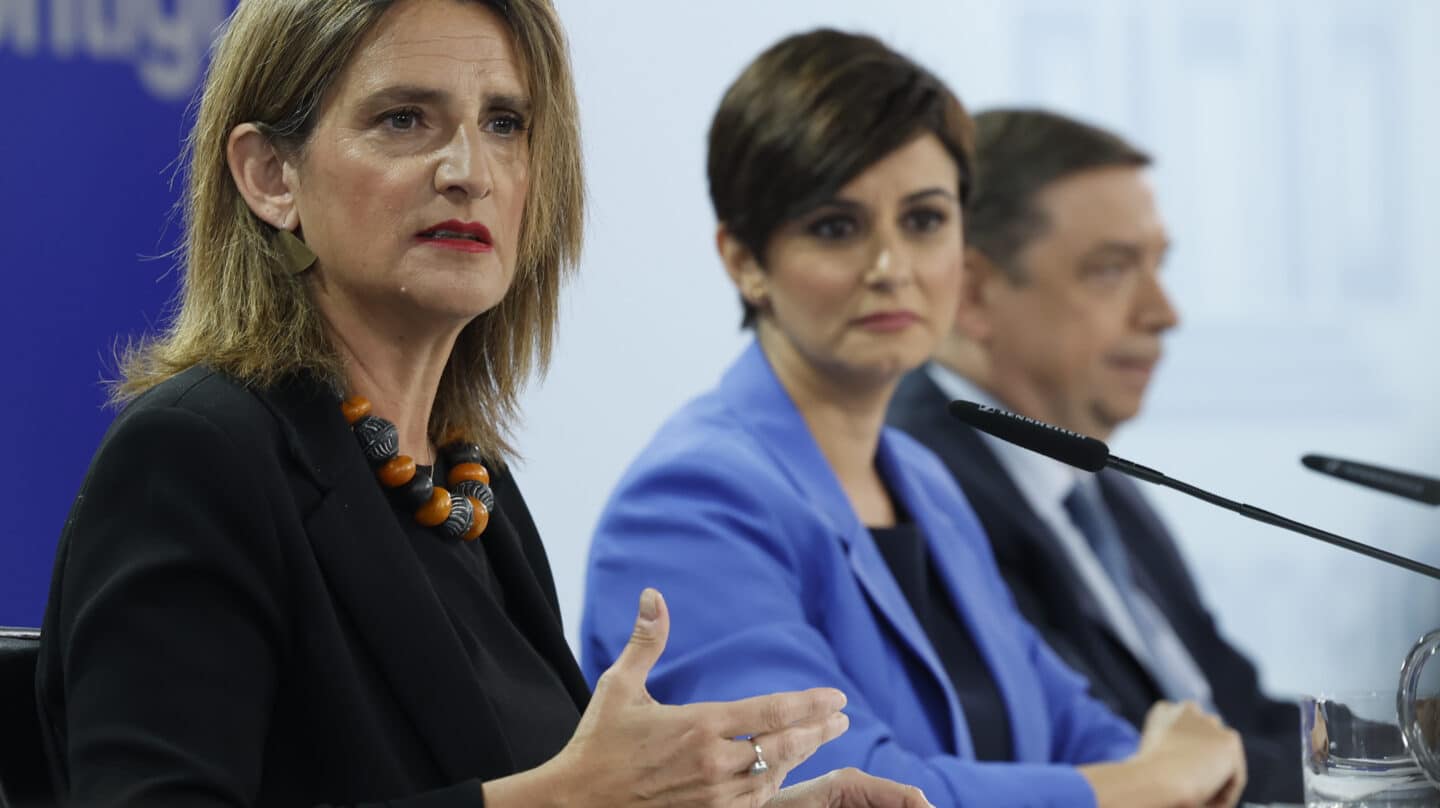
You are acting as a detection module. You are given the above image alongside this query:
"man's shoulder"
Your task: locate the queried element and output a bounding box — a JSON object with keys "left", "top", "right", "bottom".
{"left": 887, "top": 366, "right": 949, "bottom": 429}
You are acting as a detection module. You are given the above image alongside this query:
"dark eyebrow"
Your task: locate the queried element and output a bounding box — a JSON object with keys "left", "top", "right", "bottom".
{"left": 902, "top": 187, "right": 958, "bottom": 205}
{"left": 1082, "top": 237, "right": 1173, "bottom": 266}
{"left": 812, "top": 187, "right": 958, "bottom": 213}
{"left": 1081, "top": 241, "right": 1145, "bottom": 263}
{"left": 486, "top": 93, "right": 532, "bottom": 116}
{"left": 816, "top": 198, "right": 865, "bottom": 213}
{"left": 358, "top": 85, "right": 532, "bottom": 117}
{"left": 359, "top": 84, "right": 451, "bottom": 111}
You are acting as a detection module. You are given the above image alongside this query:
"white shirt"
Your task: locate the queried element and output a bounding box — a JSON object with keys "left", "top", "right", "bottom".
{"left": 924, "top": 364, "right": 1213, "bottom": 707}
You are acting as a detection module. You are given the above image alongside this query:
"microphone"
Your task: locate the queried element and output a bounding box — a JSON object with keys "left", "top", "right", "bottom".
{"left": 1301, "top": 454, "right": 1440, "bottom": 506}
{"left": 947, "top": 400, "right": 1440, "bottom": 582}
{"left": 944, "top": 401, "right": 1110, "bottom": 472}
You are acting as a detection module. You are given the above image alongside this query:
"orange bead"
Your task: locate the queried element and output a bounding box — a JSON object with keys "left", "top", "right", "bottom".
{"left": 378, "top": 455, "right": 416, "bottom": 488}
{"left": 462, "top": 498, "right": 489, "bottom": 541}
{"left": 448, "top": 462, "right": 490, "bottom": 487}
{"left": 341, "top": 396, "right": 372, "bottom": 424}
{"left": 415, "top": 486, "right": 452, "bottom": 527}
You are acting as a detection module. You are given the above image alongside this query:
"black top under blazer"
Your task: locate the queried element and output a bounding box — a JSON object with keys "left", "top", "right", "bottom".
{"left": 36, "top": 368, "right": 590, "bottom": 807}
{"left": 886, "top": 367, "right": 1302, "bottom": 804}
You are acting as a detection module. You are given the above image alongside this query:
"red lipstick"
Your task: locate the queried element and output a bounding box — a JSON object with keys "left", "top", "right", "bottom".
{"left": 416, "top": 219, "right": 493, "bottom": 253}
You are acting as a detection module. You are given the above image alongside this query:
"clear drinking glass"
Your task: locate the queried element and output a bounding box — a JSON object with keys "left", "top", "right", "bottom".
{"left": 1302, "top": 687, "right": 1440, "bottom": 806}
{"left": 1399, "top": 630, "right": 1440, "bottom": 795}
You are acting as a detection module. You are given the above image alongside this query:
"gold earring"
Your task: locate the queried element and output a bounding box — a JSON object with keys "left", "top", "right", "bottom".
{"left": 277, "top": 229, "right": 316, "bottom": 275}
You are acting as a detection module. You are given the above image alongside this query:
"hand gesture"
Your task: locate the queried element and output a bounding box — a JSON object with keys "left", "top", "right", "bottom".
{"left": 551, "top": 588, "right": 851, "bottom": 806}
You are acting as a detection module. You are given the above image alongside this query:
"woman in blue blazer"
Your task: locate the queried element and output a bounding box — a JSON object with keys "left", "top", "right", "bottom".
{"left": 583, "top": 29, "right": 1248, "bottom": 808}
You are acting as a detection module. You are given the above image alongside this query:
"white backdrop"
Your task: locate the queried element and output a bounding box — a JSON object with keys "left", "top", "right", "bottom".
{"left": 515, "top": 0, "right": 1440, "bottom": 700}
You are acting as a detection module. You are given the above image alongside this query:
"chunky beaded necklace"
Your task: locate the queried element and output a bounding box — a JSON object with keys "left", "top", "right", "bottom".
{"left": 341, "top": 396, "right": 494, "bottom": 541}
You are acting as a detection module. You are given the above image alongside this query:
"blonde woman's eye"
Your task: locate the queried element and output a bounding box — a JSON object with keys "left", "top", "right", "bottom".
{"left": 486, "top": 113, "right": 527, "bottom": 137}
{"left": 381, "top": 108, "right": 422, "bottom": 131}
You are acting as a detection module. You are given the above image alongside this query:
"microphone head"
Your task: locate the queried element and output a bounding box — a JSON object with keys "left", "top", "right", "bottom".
{"left": 1301, "top": 454, "right": 1440, "bottom": 506}
{"left": 947, "top": 400, "right": 1110, "bottom": 472}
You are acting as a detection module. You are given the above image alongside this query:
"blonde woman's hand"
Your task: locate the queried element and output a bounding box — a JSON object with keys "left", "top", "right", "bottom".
{"left": 767, "top": 768, "right": 936, "bottom": 808}
{"left": 490, "top": 588, "right": 851, "bottom": 807}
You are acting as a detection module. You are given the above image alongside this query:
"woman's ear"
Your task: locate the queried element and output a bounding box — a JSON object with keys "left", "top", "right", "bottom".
{"left": 226, "top": 123, "right": 300, "bottom": 230}
{"left": 716, "top": 225, "right": 767, "bottom": 309}
{"left": 954, "top": 246, "right": 1001, "bottom": 342}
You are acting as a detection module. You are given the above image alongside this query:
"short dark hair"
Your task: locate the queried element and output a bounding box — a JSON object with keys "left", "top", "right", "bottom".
{"left": 966, "top": 108, "right": 1151, "bottom": 280}
{"left": 707, "top": 29, "right": 975, "bottom": 327}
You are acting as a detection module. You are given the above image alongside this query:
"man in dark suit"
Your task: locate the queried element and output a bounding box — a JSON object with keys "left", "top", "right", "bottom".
{"left": 887, "top": 108, "right": 1301, "bottom": 803}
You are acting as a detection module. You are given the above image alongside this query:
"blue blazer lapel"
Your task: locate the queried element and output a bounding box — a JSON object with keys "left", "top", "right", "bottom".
{"left": 842, "top": 522, "right": 971, "bottom": 757}
{"left": 717, "top": 343, "right": 968, "bottom": 755}
{"left": 878, "top": 433, "right": 1049, "bottom": 763}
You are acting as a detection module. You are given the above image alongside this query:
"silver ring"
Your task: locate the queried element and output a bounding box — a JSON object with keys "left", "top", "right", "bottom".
{"left": 750, "top": 741, "right": 769, "bottom": 776}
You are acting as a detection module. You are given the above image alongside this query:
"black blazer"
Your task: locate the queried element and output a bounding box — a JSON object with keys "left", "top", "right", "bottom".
{"left": 37, "top": 368, "right": 590, "bottom": 807}
{"left": 887, "top": 368, "right": 1301, "bottom": 804}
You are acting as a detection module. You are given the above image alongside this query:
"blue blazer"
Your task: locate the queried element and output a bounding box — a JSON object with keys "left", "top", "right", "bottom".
{"left": 582, "top": 343, "right": 1138, "bottom": 808}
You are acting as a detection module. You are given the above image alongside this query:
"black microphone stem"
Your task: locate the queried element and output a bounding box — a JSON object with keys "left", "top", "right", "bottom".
{"left": 1107, "top": 456, "right": 1440, "bottom": 582}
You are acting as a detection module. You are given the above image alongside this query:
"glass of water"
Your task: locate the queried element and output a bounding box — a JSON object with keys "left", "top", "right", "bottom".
{"left": 1302, "top": 691, "right": 1440, "bottom": 806}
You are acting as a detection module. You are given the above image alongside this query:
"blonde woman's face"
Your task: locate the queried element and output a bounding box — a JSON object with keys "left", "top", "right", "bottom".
{"left": 291, "top": 0, "right": 530, "bottom": 327}
{"left": 750, "top": 135, "right": 965, "bottom": 387}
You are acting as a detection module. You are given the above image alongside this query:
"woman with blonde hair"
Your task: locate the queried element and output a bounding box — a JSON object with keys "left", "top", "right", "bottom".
{"left": 36, "top": 1, "right": 932, "bottom": 805}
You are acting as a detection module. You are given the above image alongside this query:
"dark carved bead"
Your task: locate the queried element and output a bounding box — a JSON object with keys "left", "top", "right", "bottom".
{"left": 441, "top": 443, "right": 485, "bottom": 467}
{"left": 437, "top": 493, "right": 473, "bottom": 539}
{"left": 395, "top": 470, "right": 434, "bottom": 511}
{"left": 454, "top": 480, "right": 494, "bottom": 513}
{"left": 353, "top": 415, "right": 399, "bottom": 465}
{"left": 340, "top": 400, "right": 493, "bottom": 542}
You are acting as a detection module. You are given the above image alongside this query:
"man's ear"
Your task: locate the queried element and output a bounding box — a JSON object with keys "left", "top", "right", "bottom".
{"left": 955, "top": 246, "right": 1004, "bottom": 342}
{"left": 226, "top": 123, "right": 300, "bottom": 230}
{"left": 716, "top": 225, "right": 768, "bottom": 310}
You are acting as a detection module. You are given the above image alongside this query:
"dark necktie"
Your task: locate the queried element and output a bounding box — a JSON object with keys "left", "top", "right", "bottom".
{"left": 1064, "top": 479, "right": 1211, "bottom": 706}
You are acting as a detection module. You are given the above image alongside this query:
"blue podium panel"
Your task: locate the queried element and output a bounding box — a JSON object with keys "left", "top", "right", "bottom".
{"left": 0, "top": 1, "right": 236, "bottom": 625}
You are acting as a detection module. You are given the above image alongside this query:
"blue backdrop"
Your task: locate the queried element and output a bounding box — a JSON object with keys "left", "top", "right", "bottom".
{"left": 0, "top": 1, "right": 235, "bottom": 626}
